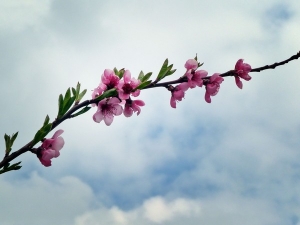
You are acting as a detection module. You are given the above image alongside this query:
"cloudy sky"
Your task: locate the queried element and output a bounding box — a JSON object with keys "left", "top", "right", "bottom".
{"left": 0, "top": 0, "right": 300, "bottom": 224}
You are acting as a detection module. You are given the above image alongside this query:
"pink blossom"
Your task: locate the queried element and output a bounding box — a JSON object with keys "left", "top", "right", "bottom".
{"left": 101, "top": 69, "right": 120, "bottom": 91}
{"left": 117, "top": 70, "right": 141, "bottom": 100}
{"left": 234, "top": 59, "right": 252, "bottom": 89}
{"left": 91, "top": 85, "right": 105, "bottom": 105}
{"left": 204, "top": 73, "right": 224, "bottom": 103}
{"left": 124, "top": 99, "right": 145, "bottom": 117}
{"left": 93, "top": 97, "right": 123, "bottom": 126}
{"left": 184, "top": 59, "right": 198, "bottom": 70}
{"left": 170, "top": 82, "right": 189, "bottom": 108}
{"left": 186, "top": 70, "right": 208, "bottom": 88}
{"left": 38, "top": 130, "right": 65, "bottom": 167}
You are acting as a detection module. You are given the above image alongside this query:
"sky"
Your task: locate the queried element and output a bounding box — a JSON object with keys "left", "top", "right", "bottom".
{"left": 0, "top": 0, "right": 300, "bottom": 224}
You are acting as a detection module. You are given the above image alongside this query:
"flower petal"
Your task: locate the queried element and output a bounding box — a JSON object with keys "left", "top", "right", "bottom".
{"left": 205, "top": 91, "right": 211, "bottom": 103}
{"left": 185, "top": 59, "right": 198, "bottom": 70}
{"left": 52, "top": 136, "right": 65, "bottom": 151}
{"left": 235, "top": 76, "right": 243, "bottom": 89}
{"left": 104, "top": 113, "right": 114, "bottom": 126}
{"left": 93, "top": 111, "right": 104, "bottom": 123}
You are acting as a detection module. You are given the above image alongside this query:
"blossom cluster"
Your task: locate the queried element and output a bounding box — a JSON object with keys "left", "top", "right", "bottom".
{"left": 92, "top": 69, "right": 145, "bottom": 126}
{"left": 37, "top": 130, "right": 64, "bottom": 167}
{"left": 169, "top": 58, "right": 251, "bottom": 107}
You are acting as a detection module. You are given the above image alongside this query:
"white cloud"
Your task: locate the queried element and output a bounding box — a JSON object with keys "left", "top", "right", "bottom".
{"left": 74, "top": 194, "right": 281, "bottom": 225}
{"left": 0, "top": 172, "right": 94, "bottom": 225}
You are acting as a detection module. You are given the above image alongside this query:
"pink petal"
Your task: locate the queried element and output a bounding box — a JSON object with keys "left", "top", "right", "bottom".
{"left": 131, "top": 104, "right": 141, "bottom": 115}
{"left": 235, "top": 59, "right": 244, "bottom": 71}
{"left": 206, "top": 83, "right": 219, "bottom": 95}
{"left": 39, "top": 158, "right": 51, "bottom": 167}
{"left": 178, "top": 82, "right": 189, "bottom": 92}
{"left": 119, "top": 91, "right": 130, "bottom": 100}
{"left": 173, "top": 89, "right": 184, "bottom": 100}
{"left": 108, "top": 97, "right": 121, "bottom": 104}
{"left": 195, "top": 70, "right": 208, "bottom": 78}
{"left": 131, "top": 78, "right": 140, "bottom": 88}
{"left": 104, "top": 113, "right": 114, "bottom": 126}
{"left": 132, "top": 89, "right": 140, "bottom": 97}
{"left": 205, "top": 92, "right": 211, "bottom": 103}
{"left": 184, "top": 59, "right": 198, "bottom": 70}
{"left": 235, "top": 76, "right": 243, "bottom": 89}
{"left": 42, "top": 149, "right": 56, "bottom": 161}
{"left": 210, "top": 73, "right": 221, "bottom": 83}
{"left": 123, "top": 70, "right": 131, "bottom": 83}
{"left": 134, "top": 100, "right": 145, "bottom": 106}
{"left": 52, "top": 136, "right": 65, "bottom": 151}
{"left": 93, "top": 111, "right": 104, "bottom": 123}
{"left": 170, "top": 96, "right": 176, "bottom": 108}
{"left": 124, "top": 105, "right": 133, "bottom": 117}
{"left": 52, "top": 129, "right": 64, "bottom": 139}
{"left": 112, "top": 104, "right": 123, "bottom": 116}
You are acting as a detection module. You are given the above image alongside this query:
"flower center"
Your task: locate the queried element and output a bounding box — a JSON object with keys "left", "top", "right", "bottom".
{"left": 122, "top": 83, "right": 133, "bottom": 94}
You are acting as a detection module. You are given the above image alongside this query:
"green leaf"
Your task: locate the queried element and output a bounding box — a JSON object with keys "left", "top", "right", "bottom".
{"left": 114, "top": 68, "right": 125, "bottom": 78}
{"left": 32, "top": 123, "right": 52, "bottom": 146}
{"left": 194, "top": 54, "right": 198, "bottom": 61}
{"left": 0, "top": 161, "right": 22, "bottom": 175}
{"left": 165, "top": 68, "right": 176, "bottom": 77}
{"left": 71, "top": 106, "right": 91, "bottom": 118}
{"left": 64, "top": 88, "right": 71, "bottom": 102}
{"left": 71, "top": 87, "right": 77, "bottom": 97}
{"left": 78, "top": 89, "right": 87, "bottom": 102}
{"left": 10, "top": 132, "right": 18, "bottom": 146}
{"left": 156, "top": 58, "right": 169, "bottom": 81}
{"left": 113, "top": 67, "right": 119, "bottom": 75}
{"left": 4, "top": 134, "right": 10, "bottom": 150}
{"left": 57, "top": 94, "right": 64, "bottom": 118}
{"left": 62, "top": 96, "right": 76, "bottom": 115}
{"left": 136, "top": 80, "right": 152, "bottom": 90}
{"left": 94, "top": 88, "right": 118, "bottom": 102}
{"left": 141, "top": 72, "right": 152, "bottom": 82}
{"left": 138, "top": 71, "right": 145, "bottom": 80}
{"left": 155, "top": 59, "right": 176, "bottom": 82}
{"left": 4, "top": 132, "right": 19, "bottom": 155}
{"left": 43, "top": 115, "right": 50, "bottom": 126}
{"left": 76, "top": 82, "right": 81, "bottom": 94}
{"left": 57, "top": 88, "right": 76, "bottom": 119}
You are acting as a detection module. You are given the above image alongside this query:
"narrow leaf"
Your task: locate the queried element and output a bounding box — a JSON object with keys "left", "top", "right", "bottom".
{"left": 166, "top": 69, "right": 176, "bottom": 77}
{"left": 64, "top": 88, "right": 71, "bottom": 102}
{"left": 10, "top": 132, "right": 18, "bottom": 146}
{"left": 43, "top": 115, "right": 50, "bottom": 126}
{"left": 61, "top": 96, "right": 76, "bottom": 115}
{"left": 138, "top": 71, "right": 145, "bottom": 81}
{"left": 136, "top": 80, "right": 152, "bottom": 90}
{"left": 76, "top": 82, "right": 81, "bottom": 94}
{"left": 57, "top": 94, "right": 64, "bottom": 118}
{"left": 71, "top": 87, "right": 77, "bottom": 97}
{"left": 78, "top": 89, "right": 87, "bottom": 101}
{"left": 141, "top": 72, "right": 153, "bottom": 82}
{"left": 94, "top": 88, "right": 118, "bottom": 102}
{"left": 4, "top": 134, "right": 10, "bottom": 150}
{"left": 156, "top": 59, "right": 170, "bottom": 81}
{"left": 32, "top": 123, "right": 52, "bottom": 146}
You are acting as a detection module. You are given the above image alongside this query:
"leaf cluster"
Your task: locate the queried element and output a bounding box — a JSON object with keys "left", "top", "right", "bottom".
{"left": 4, "top": 132, "right": 18, "bottom": 156}
{"left": 155, "top": 59, "right": 176, "bottom": 82}
{"left": 136, "top": 71, "right": 153, "bottom": 90}
{"left": 0, "top": 161, "right": 22, "bottom": 174}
